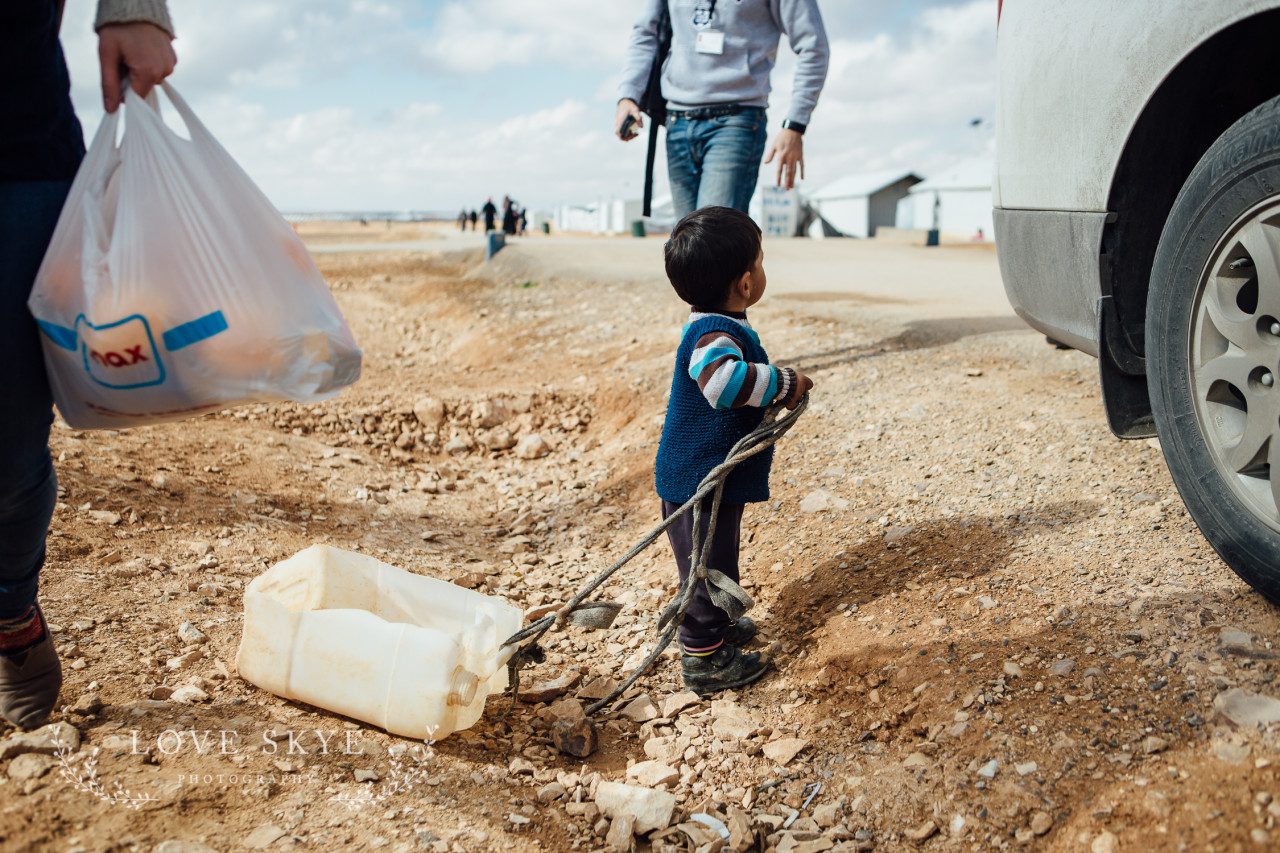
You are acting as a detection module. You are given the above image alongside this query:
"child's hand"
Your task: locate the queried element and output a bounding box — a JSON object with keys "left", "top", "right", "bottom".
{"left": 786, "top": 370, "right": 813, "bottom": 409}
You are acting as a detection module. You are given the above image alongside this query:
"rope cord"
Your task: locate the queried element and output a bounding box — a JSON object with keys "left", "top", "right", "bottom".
{"left": 501, "top": 394, "right": 809, "bottom": 715}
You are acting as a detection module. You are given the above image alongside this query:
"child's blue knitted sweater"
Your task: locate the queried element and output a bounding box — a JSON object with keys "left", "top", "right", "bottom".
{"left": 655, "top": 315, "right": 774, "bottom": 504}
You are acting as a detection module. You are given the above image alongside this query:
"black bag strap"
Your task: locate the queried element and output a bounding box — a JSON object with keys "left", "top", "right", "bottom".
{"left": 641, "top": 3, "right": 672, "bottom": 218}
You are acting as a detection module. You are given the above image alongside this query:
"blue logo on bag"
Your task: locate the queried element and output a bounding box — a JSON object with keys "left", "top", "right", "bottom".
{"left": 36, "top": 310, "right": 229, "bottom": 390}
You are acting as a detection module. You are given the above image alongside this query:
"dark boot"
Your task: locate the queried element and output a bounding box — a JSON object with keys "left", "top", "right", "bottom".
{"left": 681, "top": 644, "right": 770, "bottom": 697}
{"left": 0, "top": 607, "right": 62, "bottom": 729}
{"left": 725, "top": 616, "right": 758, "bottom": 646}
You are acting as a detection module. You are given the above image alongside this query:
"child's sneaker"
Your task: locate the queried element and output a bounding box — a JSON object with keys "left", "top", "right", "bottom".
{"left": 681, "top": 644, "right": 770, "bottom": 696}
{"left": 725, "top": 616, "right": 758, "bottom": 646}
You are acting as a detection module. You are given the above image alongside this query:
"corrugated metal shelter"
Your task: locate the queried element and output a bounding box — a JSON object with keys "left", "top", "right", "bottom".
{"left": 807, "top": 170, "right": 922, "bottom": 238}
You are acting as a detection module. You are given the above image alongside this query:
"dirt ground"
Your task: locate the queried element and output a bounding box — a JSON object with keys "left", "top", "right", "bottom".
{"left": 5, "top": 234, "right": 1280, "bottom": 853}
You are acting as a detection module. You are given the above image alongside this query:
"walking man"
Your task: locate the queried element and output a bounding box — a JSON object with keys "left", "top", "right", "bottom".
{"left": 615, "top": 0, "right": 829, "bottom": 218}
{"left": 482, "top": 197, "right": 497, "bottom": 232}
{"left": 1, "top": 0, "right": 178, "bottom": 729}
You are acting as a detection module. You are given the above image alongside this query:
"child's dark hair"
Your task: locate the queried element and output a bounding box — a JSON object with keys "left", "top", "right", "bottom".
{"left": 664, "top": 206, "right": 762, "bottom": 308}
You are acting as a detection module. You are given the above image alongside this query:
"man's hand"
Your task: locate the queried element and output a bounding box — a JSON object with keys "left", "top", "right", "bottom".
{"left": 786, "top": 369, "right": 814, "bottom": 410}
{"left": 615, "top": 99, "right": 644, "bottom": 141}
{"left": 764, "top": 128, "right": 805, "bottom": 190}
{"left": 99, "top": 23, "right": 177, "bottom": 113}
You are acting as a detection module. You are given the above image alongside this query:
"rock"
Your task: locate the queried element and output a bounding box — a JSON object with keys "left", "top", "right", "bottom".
{"left": 353, "top": 768, "right": 381, "bottom": 782}
{"left": 178, "top": 622, "right": 208, "bottom": 644}
{"left": 68, "top": 692, "right": 104, "bottom": 716}
{"left": 902, "top": 752, "right": 932, "bottom": 769}
{"left": 710, "top": 700, "right": 757, "bottom": 739}
{"left": 1214, "top": 688, "right": 1280, "bottom": 727}
{"left": 519, "top": 670, "right": 583, "bottom": 704}
{"left": 905, "top": 821, "right": 938, "bottom": 842}
{"left": 170, "top": 685, "right": 210, "bottom": 704}
{"left": 245, "top": 824, "right": 287, "bottom": 849}
{"left": 578, "top": 676, "right": 619, "bottom": 701}
{"left": 763, "top": 737, "right": 810, "bottom": 766}
{"left": 150, "top": 686, "right": 175, "bottom": 701}
{"left": 594, "top": 781, "right": 676, "bottom": 835}
{"left": 884, "top": 524, "right": 916, "bottom": 545}
{"left": 1209, "top": 733, "right": 1251, "bottom": 764}
{"left": 799, "top": 489, "right": 849, "bottom": 513}
{"left": 660, "top": 690, "right": 701, "bottom": 719}
{"left": 977, "top": 595, "right": 997, "bottom": 610}
{"left": 155, "top": 842, "right": 220, "bottom": 853}
{"left": 1091, "top": 830, "right": 1117, "bottom": 853}
{"left": 7, "top": 753, "right": 55, "bottom": 781}
{"left": 1142, "top": 736, "right": 1168, "bottom": 755}
{"left": 605, "top": 814, "right": 635, "bottom": 851}
{"left": 413, "top": 397, "right": 446, "bottom": 429}
{"left": 1050, "top": 659, "right": 1076, "bottom": 676}
{"left": 515, "top": 434, "right": 551, "bottom": 460}
{"left": 626, "top": 760, "right": 679, "bottom": 787}
{"left": 619, "top": 694, "right": 658, "bottom": 723}
{"left": 480, "top": 428, "right": 518, "bottom": 451}
{"left": 87, "top": 510, "right": 122, "bottom": 525}
{"left": 642, "top": 736, "right": 688, "bottom": 764}
{"left": 508, "top": 757, "right": 536, "bottom": 776}
{"left": 1014, "top": 761, "right": 1037, "bottom": 776}
{"left": 977, "top": 759, "right": 998, "bottom": 779}
{"left": 443, "top": 434, "right": 472, "bottom": 455}
{"left": 537, "top": 782, "right": 567, "bottom": 803}
{"left": 812, "top": 803, "right": 841, "bottom": 829}
{"left": 549, "top": 697, "right": 597, "bottom": 758}
{"left": 0, "top": 721, "right": 80, "bottom": 760}
{"left": 1030, "top": 811, "right": 1053, "bottom": 836}
{"left": 1003, "top": 661, "right": 1023, "bottom": 678}
{"left": 167, "top": 649, "right": 204, "bottom": 670}
{"left": 471, "top": 400, "right": 511, "bottom": 429}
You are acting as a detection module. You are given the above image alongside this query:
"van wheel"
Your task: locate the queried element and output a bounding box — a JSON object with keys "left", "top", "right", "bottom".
{"left": 1148, "top": 95, "right": 1280, "bottom": 603}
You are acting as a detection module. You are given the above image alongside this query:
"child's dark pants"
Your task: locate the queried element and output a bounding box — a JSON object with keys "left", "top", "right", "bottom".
{"left": 661, "top": 496, "right": 745, "bottom": 649}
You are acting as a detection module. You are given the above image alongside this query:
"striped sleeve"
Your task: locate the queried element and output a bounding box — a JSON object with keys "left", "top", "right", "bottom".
{"left": 688, "top": 332, "right": 787, "bottom": 410}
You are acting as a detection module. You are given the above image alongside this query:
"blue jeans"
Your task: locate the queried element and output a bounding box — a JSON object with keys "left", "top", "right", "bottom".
{"left": 666, "top": 108, "right": 768, "bottom": 219}
{"left": 0, "top": 181, "right": 69, "bottom": 619}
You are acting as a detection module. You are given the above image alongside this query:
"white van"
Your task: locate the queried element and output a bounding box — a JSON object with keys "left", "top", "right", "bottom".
{"left": 995, "top": 1, "right": 1280, "bottom": 600}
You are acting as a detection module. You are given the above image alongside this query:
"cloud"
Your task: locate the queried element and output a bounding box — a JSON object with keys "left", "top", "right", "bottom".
{"left": 55, "top": 0, "right": 997, "bottom": 211}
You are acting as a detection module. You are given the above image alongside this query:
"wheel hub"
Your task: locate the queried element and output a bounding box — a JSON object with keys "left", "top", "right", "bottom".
{"left": 1191, "top": 199, "right": 1280, "bottom": 532}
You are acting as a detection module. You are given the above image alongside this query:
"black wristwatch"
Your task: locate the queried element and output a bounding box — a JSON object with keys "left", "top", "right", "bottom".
{"left": 781, "top": 119, "right": 807, "bottom": 135}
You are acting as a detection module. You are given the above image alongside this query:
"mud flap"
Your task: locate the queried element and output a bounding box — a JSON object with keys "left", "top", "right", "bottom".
{"left": 1099, "top": 294, "right": 1156, "bottom": 439}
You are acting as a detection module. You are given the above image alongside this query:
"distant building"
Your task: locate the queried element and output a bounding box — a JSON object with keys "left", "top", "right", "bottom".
{"left": 895, "top": 157, "right": 994, "bottom": 242}
{"left": 806, "top": 171, "right": 922, "bottom": 238}
{"left": 749, "top": 186, "right": 801, "bottom": 237}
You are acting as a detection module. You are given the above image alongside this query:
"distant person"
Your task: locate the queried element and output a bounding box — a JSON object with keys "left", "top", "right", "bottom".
{"left": 482, "top": 197, "right": 497, "bottom": 232}
{"left": 468, "top": 209, "right": 478, "bottom": 231}
{"left": 456, "top": 208, "right": 467, "bottom": 231}
{"left": 519, "top": 208, "right": 528, "bottom": 236}
{"left": 502, "top": 199, "right": 517, "bottom": 236}
{"left": 616, "top": 0, "right": 829, "bottom": 218}
{"left": 1, "top": 0, "right": 178, "bottom": 729}
{"left": 654, "top": 207, "right": 811, "bottom": 694}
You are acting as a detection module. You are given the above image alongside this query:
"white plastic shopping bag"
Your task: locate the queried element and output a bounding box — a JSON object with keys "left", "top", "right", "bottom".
{"left": 29, "top": 82, "right": 361, "bottom": 428}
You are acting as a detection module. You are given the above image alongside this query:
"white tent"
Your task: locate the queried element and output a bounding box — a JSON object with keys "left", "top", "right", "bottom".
{"left": 807, "top": 170, "right": 922, "bottom": 238}
{"left": 895, "top": 157, "right": 994, "bottom": 242}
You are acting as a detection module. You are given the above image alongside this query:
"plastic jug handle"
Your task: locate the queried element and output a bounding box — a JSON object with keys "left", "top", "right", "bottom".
{"left": 447, "top": 669, "right": 481, "bottom": 707}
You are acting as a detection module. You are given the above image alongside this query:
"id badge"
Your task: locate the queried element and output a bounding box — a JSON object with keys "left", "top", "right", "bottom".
{"left": 695, "top": 30, "right": 725, "bottom": 55}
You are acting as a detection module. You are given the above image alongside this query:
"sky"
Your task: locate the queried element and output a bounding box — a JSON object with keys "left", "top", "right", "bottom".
{"left": 60, "top": 0, "right": 997, "bottom": 213}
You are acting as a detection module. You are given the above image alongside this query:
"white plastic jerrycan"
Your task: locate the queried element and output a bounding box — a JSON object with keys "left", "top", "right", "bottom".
{"left": 236, "top": 545, "right": 522, "bottom": 740}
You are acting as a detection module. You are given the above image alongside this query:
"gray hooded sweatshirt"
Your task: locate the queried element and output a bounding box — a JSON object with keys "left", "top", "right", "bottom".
{"left": 618, "top": 0, "right": 829, "bottom": 126}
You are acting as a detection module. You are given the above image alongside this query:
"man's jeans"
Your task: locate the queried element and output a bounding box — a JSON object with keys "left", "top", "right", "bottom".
{"left": 0, "top": 181, "right": 68, "bottom": 619}
{"left": 666, "top": 108, "right": 768, "bottom": 219}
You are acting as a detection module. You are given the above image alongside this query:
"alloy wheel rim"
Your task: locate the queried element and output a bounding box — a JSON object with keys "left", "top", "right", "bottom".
{"left": 1190, "top": 197, "right": 1280, "bottom": 533}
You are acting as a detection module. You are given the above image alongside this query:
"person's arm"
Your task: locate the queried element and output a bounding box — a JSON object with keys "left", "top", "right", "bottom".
{"left": 689, "top": 331, "right": 805, "bottom": 410}
{"left": 94, "top": 0, "right": 177, "bottom": 113}
{"left": 615, "top": 0, "right": 665, "bottom": 141}
{"left": 764, "top": 0, "right": 830, "bottom": 189}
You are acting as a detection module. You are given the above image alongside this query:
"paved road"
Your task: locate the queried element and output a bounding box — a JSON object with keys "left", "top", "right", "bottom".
{"left": 309, "top": 231, "right": 1018, "bottom": 328}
